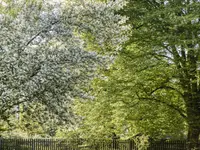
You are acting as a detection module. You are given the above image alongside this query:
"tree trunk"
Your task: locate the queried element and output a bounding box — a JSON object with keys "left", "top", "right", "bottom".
{"left": 184, "top": 92, "right": 200, "bottom": 150}
{"left": 187, "top": 125, "right": 200, "bottom": 150}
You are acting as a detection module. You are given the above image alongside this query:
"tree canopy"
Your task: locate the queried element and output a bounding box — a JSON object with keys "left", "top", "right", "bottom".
{"left": 1, "top": 0, "right": 200, "bottom": 149}
{"left": 75, "top": 0, "right": 200, "bottom": 149}
{"left": 0, "top": 0, "right": 128, "bottom": 135}
{"left": 75, "top": 44, "right": 186, "bottom": 140}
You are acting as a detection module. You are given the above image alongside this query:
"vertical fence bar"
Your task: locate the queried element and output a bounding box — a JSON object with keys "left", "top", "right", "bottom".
{"left": 17, "top": 138, "right": 19, "bottom": 150}
{"left": 55, "top": 139, "right": 57, "bottom": 150}
{"left": 48, "top": 139, "right": 51, "bottom": 150}
{"left": 38, "top": 139, "right": 40, "bottom": 150}
{"left": 47, "top": 139, "right": 49, "bottom": 150}
{"left": 17, "top": 138, "right": 20, "bottom": 150}
{"left": 45, "top": 139, "right": 48, "bottom": 150}
{"left": 40, "top": 139, "right": 42, "bottom": 150}
{"left": 57, "top": 139, "right": 60, "bottom": 150}
{"left": 0, "top": 138, "right": 2, "bottom": 150}
{"left": 32, "top": 139, "right": 34, "bottom": 150}
{"left": 15, "top": 138, "right": 17, "bottom": 150}
{"left": 50, "top": 139, "right": 52, "bottom": 150}
{"left": 30, "top": 138, "right": 33, "bottom": 150}
{"left": 40, "top": 139, "right": 44, "bottom": 150}
{"left": 20, "top": 139, "right": 22, "bottom": 150}
{"left": 1, "top": 138, "right": 3, "bottom": 150}
{"left": 53, "top": 139, "right": 55, "bottom": 150}
{"left": 29, "top": 138, "right": 31, "bottom": 150}
{"left": 43, "top": 139, "right": 45, "bottom": 150}
{"left": 2, "top": 138, "right": 3, "bottom": 150}
{"left": 129, "top": 139, "right": 133, "bottom": 150}
{"left": 34, "top": 139, "right": 36, "bottom": 150}
{"left": 35, "top": 139, "right": 37, "bottom": 150}
{"left": 46, "top": 139, "right": 48, "bottom": 150}
{"left": 53, "top": 139, "right": 56, "bottom": 150}
{"left": 55, "top": 140, "right": 58, "bottom": 150}
{"left": 44, "top": 139, "right": 46, "bottom": 150}
{"left": 26, "top": 138, "right": 28, "bottom": 150}
{"left": 4, "top": 139, "right": 6, "bottom": 150}
{"left": 24, "top": 139, "right": 26, "bottom": 150}
{"left": 27, "top": 138, "right": 29, "bottom": 150}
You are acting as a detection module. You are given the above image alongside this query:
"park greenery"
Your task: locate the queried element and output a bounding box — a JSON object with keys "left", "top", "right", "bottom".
{"left": 0, "top": 0, "right": 128, "bottom": 137}
{"left": 0, "top": 0, "right": 200, "bottom": 149}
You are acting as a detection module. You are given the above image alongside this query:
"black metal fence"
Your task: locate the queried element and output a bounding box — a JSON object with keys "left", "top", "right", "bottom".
{"left": 148, "top": 140, "right": 187, "bottom": 150}
{"left": 0, "top": 139, "right": 78, "bottom": 150}
{"left": 0, "top": 138, "right": 199, "bottom": 150}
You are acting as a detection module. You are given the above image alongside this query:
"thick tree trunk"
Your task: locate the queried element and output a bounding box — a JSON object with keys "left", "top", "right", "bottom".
{"left": 187, "top": 125, "right": 200, "bottom": 150}
{"left": 185, "top": 93, "right": 200, "bottom": 149}
{"left": 183, "top": 90, "right": 200, "bottom": 149}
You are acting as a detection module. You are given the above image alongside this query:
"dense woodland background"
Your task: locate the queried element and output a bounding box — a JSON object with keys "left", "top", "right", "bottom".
{"left": 0, "top": 0, "right": 200, "bottom": 149}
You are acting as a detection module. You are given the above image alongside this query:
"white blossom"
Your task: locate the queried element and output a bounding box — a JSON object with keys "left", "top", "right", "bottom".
{"left": 0, "top": 0, "right": 129, "bottom": 126}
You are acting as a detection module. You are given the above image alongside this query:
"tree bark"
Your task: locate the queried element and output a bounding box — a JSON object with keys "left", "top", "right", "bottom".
{"left": 187, "top": 126, "right": 200, "bottom": 150}
{"left": 185, "top": 92, "right": 200, "bottom": 150}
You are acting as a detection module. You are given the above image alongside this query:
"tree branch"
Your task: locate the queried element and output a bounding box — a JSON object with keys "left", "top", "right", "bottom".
{"left": 137, "top": 96, "right": 187, "bottom": 119}
{"left": 25, "top": 20, "right": 60, "bottom": 47}
{"left": 150, "top": 85, "right": 184, "bottom": 98}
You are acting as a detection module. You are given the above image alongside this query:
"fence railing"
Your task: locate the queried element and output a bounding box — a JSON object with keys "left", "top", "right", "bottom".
{"left": 0, "top": 138, "right": 200, "bottom": 150}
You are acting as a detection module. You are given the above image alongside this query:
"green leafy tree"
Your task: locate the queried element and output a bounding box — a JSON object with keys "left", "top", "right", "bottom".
{"left": 120, "top": 1, "right": 200, "bottom": 149}
{"left": 76, "top": 0, "right": 200, "bottom": 149}
{"left": 75, "top": 44, "right": 186, "bottom": 140}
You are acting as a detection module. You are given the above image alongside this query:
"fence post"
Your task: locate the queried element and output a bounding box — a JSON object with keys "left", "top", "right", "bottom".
{"left": 112, "top": 135, "right": 117, "bottom": 149}
{"left": 32, "top": 139, "right": 35, "bottom": 150}
{"left": 112, "top": 133, "right": 120, "bottom": 149}
{"left": 129, "top": 139, "right": 133, "bottom": 150}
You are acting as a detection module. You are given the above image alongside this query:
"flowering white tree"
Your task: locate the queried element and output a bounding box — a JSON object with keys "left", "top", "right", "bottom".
{"left": 0, "top": 0, "right": 129, "bottom": 128}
